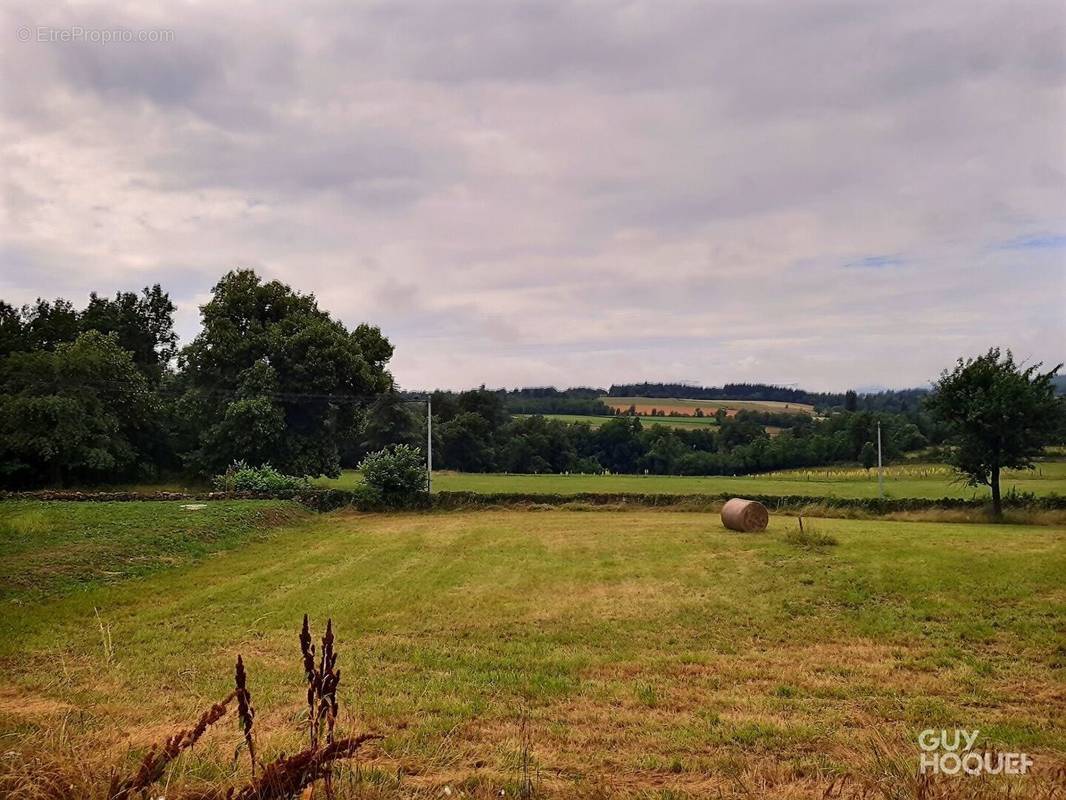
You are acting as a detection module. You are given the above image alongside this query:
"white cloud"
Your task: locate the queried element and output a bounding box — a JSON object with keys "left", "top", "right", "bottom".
{"left": 1, "top": 0, "right": 1063, "bottom": 391}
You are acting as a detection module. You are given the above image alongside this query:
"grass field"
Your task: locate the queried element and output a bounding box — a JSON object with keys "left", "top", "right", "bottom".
{"left": 318, "top": 461, "right": 1066, "bottom": 500}
{"left": 1, "top": 501, "right": 1063, "bottom": 798}
{"left": 515, "top": 413, "right": 719, "bottom": 430}
{"left": 602, "top": 396, "right": 816, "bottom": 416}
{"left": 0, "top": 500, "right": 301, "bottom": 600}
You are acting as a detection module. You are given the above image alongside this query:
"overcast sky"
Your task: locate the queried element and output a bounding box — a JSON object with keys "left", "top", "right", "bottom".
{"left": 2, "top": 1, "right": 1064, "bottom": 392}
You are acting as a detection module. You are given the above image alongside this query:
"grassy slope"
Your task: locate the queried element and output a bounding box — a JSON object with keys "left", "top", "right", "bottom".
{"left": 318, "top": 461, "right": 1066, "bottom": 499}
{"left": 0, "top": 504, "right": 1063, "bottom": 797}
{"left": 0, "top": 500, "right": 304, "bottom": 599}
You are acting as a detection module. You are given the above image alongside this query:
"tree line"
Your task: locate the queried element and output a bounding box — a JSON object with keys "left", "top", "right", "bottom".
{"left": 0, "top": 271, "right": 394, "bottom": 487}
{"left": 399, "top": 389, "right": 941, "bottom": 475}
{"left": 2, "top": 270, "right": 1062, "bottom": 516}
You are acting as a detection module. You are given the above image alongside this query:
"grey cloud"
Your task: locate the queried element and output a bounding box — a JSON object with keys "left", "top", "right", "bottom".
{"left": 1, "top": 0, "right": 1063, "bottom": 391}
{"left": 149, "top": 125, "right": 437, "bottom": 204}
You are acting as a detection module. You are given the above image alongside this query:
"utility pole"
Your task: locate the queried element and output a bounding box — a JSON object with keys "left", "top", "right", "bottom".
{"left": 426, "top": 396, "right": 433, "bottom": 494}
{"left": 876, "top": 420, "right": 884, "bottom": 499}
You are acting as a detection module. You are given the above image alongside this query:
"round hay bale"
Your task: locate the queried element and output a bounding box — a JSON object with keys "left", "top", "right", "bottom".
{"left": 721, "top": 497, "right": 769, "bottom": 532}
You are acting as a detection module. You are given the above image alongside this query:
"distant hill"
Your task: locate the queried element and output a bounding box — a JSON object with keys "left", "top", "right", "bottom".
{"left": 419, "top": 382, "right": 934, "bottom": 414}
{"left": 606, "top": 382, "right": 928, "bottom": 412}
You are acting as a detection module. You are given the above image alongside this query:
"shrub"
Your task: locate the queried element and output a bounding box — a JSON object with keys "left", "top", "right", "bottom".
{"left": 213, "top": 460, "right": 311, "bottom": 492}
{"left": 357, "top": 444, "right": 428, "bottom": 505}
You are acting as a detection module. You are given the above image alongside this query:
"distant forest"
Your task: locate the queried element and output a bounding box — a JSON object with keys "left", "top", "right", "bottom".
{"left": 453, "top": 383, "right": 935, "bottom": 417}
{"left": 606, "top": 383, "right": 934, "bottom": 413}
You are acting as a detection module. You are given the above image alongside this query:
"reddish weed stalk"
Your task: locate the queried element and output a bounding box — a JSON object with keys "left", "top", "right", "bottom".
{"left": 299, "top": 615, "right": 341, "bottom": 749}
{"left": 235, "top": 654, "right": 256, "bottom": 776}
{"left": 299, "top": 615, "right": 342, "bottom": 796}
{"left": 104, "top": 616, "right": 376, "bottom": 800}
{"left": 107, "top": 691, "right": 236, "bottom": 800}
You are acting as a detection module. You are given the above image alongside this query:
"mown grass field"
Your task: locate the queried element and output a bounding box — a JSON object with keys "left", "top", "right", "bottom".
{"left": 0, "top": 500, "right": 301, "bottom": 600}
{"left": 602, "top": 396, "right": 816, "bottom": 416}
{"left": 0, "top": 501, "right": 1063, "bottom": 798}
{"left": 514, "top": 413, "right": 719, "bottom": 430}
{"left": 318, "top": 461, "right": 1066, "bottom": 500}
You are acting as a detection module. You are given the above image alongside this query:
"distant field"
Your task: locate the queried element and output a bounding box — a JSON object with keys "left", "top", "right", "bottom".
{"left": 515, "top": 413, "right": 718, "bottom": 429}
{"left": 319, "top": 461, "right": 1066, "bottom": 500}
{"left": 2, "top": 503, "right": 1063, "bottom": 797}
{"left": 603, "top": 396, "right": 815, "bottom": 416}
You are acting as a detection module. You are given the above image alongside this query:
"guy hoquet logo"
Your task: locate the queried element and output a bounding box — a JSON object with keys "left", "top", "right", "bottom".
{"left": 918, "top": 729, "right": 1032, "bottom": 776}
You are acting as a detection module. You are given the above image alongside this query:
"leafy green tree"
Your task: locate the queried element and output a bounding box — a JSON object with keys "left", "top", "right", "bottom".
{"left": 844, "top": 390, "right": 858, "bottom": 412}
{"left": 359, "top": 391, "right": 421, "bottom": 456}
{"left": 501, "top": 415, "right": 578, "bottom": 473}
{"left": 457, "top": 387, "right": 509, "bottom": 431}
{"left": 23, "top": 298, "right": 80, "bottom": 349}
{"left": 0, "top": 331, "right": 157, "bottom": 486}
{"left": 429, "top": 390, "right": 460, "bottom": 423}
{"left": 0, "top": 287, "right": 177, "bottom": 381}
{"left": 79, "top": 285, "right": 177, "bottom": 381}
{"left": 178, "top": 270, "right": 394, "bottom": 477}
{"left": 593, "top": 417, "right": 644, "bottom": 473}
{"left": 438, "top": 412, "right": 496, "bottom": 472}
{"left": 718, "top": 418, "right": 767, "bottom": 450}
{"left": 641, "top": 428, "right": 686, "bottom": 474}
{"left": 928, "top": 348, "right": 1063, "bottom": 515}
{"left": 860, "top": 441, "right": 876, "bottom": 472}
{"left": 0, "top": 301, "right": 30, "bottom": 355}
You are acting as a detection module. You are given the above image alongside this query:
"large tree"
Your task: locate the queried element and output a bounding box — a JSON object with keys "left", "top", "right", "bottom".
{"left": 177, "top": 269, "right": 394, "bottom": 477}
{"left": 927, "top": 348, "right": 1063, "bottom": 516}
{"left": 1, "top": 286, "right": 177, "bottom": 382}
{"left": 79, "top": 285, "right": 178, "bottom": 381}
{"left": 358, "top": 390, "right": 423, "bottom": 458}
{"left": 0, "top": 332, "right": 158, "bottom": 486}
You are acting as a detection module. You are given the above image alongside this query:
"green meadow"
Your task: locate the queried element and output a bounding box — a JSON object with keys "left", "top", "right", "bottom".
{"left": 1, "top": 501, "right": 1063, "bottom": 797}
{"left": 317, "top": 461, "right": 1066, "bottom": 500}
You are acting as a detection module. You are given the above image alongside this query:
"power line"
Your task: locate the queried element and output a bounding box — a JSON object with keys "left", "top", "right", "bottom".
{"left": 1, "top": 375, "right": 430, "bottom": 404}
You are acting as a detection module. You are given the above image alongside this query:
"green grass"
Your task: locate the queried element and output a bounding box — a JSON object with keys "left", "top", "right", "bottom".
{"left": 515, "top": 413, "right": 719, "bottom": 429}
{"left": 0, "top": 500, "right": 303, "bottom": 599}
{"left": 0, "top": 502, "right": 1063, "bottom": 797}
{"left": 317, "top": 461, "right": 1066, "bottom": 500}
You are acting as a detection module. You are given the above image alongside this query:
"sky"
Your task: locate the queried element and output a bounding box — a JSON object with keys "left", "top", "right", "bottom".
{"left": 1, "top": 1, "right": 1064, "bottom": 393}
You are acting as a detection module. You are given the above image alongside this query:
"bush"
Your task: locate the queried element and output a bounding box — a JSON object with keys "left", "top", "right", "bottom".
{"left": 357, "top": 445, "right": 428, "bottom": 505}
{"left": 213, "top": 460, "right": 311, "bottom": 492}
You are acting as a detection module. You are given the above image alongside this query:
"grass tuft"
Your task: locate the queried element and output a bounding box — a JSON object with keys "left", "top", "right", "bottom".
{"left": 784, "top": 518, "right": 839, "bottom": 548}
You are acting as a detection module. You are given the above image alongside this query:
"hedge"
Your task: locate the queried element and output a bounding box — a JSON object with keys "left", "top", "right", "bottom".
{"left": 2, "top": 489, "right": 1063, "bottom": 513}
